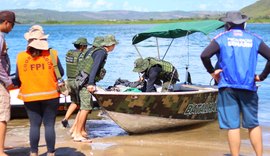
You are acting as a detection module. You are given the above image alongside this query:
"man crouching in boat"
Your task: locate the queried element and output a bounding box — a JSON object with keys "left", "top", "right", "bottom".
{"left": 133, "top": 57, "right": 179, "bottom": 92}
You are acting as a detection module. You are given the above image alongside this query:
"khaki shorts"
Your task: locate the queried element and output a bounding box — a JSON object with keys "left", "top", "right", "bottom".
{"left": 79, "top": 87, "right": 93, "bottom": 111}
{"left": 0, "top": 83, "right": 10, "bottom": 121}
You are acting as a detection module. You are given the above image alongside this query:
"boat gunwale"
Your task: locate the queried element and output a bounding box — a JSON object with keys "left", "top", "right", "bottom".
{"left": 94, "top": 88, "right": 218, "bottom": 96}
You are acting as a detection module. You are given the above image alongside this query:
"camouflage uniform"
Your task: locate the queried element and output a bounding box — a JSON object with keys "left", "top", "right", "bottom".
{"left": 66, "top": 37, "right": 90, "bottom": 104}
{"left": 133, "top": 57, "right": 179, "bottom": 92}
{"left": 76, "top": 36, "right": 106, "bottom": 110}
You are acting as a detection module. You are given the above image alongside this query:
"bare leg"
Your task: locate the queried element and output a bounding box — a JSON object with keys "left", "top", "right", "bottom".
{"left": 73, "top": 110, "right": 89, "bottom": 140}
{"left": 70, "top": 111, "right": 80, "bottom": 132}
{"left": 70, "top": 111, "right": 80, "bottom": 137}
{"left": 227, "top": 128, "right": 241, "bottom": 156}
{"left": 0, "top": 121, "right": 8, "bottom": 156}
{"left": 249, "top": 126, "right": 263, "bottom": 156}
{"left": 63, "top": 103, "right": 78, "bottom": 120}
{"left": 81, "top": 117, "right": 88, "bottom": 138}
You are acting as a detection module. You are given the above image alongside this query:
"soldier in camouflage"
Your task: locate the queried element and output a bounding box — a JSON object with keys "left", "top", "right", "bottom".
{"left": 133, "top": 57, "right": 179, "bottom": 92}
{"left": 62, "top": 37, "right": 90, "bottom": 133}
{"left": 73, "top": 35, "right": 118, "bottom": 142}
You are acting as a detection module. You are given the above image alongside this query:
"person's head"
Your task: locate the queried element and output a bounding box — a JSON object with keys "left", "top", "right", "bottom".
{"left": 133, "top": 58, "right": 149, "bottom": 73}
{"left": 92, "top": 36, "right": 105, "bottom": 48}
{"left": 219, "top": 11, "right": 248, "bottom": 30}
{"left": 0, "top": 11, "right": 18, "bottom": 33}
{"left": 24, "top": 25, "right": 49, "bottom": 57}
{"left": 73, "top": 37, "right": 90, "bottom": 51}
{"left": 103, "top": 35, "right": 118, "bottom": 52}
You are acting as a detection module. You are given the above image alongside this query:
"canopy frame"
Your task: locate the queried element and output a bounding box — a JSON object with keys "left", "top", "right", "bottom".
{"left": 131, "top": 20, "right": 224, "bottom": 84}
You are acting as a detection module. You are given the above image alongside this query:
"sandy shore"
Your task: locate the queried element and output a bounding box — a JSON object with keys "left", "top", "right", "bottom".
{"left": 4, "top": 111, "right": 270, "bottom": 156}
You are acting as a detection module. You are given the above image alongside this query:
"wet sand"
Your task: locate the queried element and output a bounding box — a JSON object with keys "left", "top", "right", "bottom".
{"left": 4, "top": 111, "right": 270, "bottom": 156}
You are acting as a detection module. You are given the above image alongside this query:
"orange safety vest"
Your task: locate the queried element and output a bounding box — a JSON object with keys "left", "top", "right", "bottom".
{"left": 17, "top": 49, "right": 60, "bottom": 102}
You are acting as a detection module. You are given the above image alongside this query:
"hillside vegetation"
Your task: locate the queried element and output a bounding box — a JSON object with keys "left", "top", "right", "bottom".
{"left": 9, "top": 0, "right": 270, "bottom": 24}
{"left": 241, "top": 0, "right": 270, "bottom": 18}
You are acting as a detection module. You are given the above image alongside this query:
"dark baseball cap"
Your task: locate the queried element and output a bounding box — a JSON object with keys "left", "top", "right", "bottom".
{"left": 0, "top": 10, "right": 19, "bottom": 24}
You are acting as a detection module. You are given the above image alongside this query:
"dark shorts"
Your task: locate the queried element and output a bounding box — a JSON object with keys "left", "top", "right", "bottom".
{"left": 217, "top": 88, "right": 259, "bottom": 129}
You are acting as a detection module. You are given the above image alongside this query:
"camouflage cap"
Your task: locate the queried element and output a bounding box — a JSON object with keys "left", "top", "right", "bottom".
{"left": 73, "top": 37, "right": 91, "bottom": 46}
{"left": 92, "top": 36, "right": 105, "bottom": 47}
{"left": 103, "top": 35, "right": 119, "bottom": 46}
{"left": 133, "top": 58, "right": 149, "bottom": 73}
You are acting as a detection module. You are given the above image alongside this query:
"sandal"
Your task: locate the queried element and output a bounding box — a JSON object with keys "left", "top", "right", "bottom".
{"left": 73, "top": 137, "right": 92, "bottom": 143}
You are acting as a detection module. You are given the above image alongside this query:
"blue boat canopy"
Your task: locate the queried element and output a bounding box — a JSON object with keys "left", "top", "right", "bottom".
{"left": 132, "top": 20, "right": 224, "bottom": 44}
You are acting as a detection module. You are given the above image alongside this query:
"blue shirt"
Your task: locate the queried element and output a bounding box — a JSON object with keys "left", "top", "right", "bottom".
{"left": 215, "top": 29, "right": 262, "bottom": 91}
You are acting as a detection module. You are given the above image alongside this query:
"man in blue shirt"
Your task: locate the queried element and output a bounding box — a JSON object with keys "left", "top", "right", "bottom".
{"left": 201, "top": 11, "right": 270, "bottom": 156}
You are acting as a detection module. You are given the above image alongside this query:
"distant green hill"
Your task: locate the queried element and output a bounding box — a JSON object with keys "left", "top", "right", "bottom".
{"left": 8, "top": 1, "right": 270, "bottom": 25}
{"left": 12, "top": 9, "right": 202, "bottom": 24}
{"left": 241, "top": 0, "right": 270, "bottom": 18}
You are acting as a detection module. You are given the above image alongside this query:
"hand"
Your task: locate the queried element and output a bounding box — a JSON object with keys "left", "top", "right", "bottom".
{"left": 138, "top": 77, "right": 144, "bottom": 82}
{"left": 6, "top": 84, "right": 15, "bottom": 90}
{"left": 255, "top": 75, "right": 261, "bottom": 82}
{"left": 58, "top": 82, "right": 65, "bottom": 87}
{"left": 210, "top": 69, "right": 223, "bottom": 83}
{"left": 87, "top": 85, "right": 96, "bottom": 93}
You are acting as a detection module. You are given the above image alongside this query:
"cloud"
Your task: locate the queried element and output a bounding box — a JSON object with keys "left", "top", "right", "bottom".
{"left": 92, "top": 0, "right": 113, "bottom": 10}
{"left": 66, "top": 0, "right": 92, "bottom": 11}
{"left": 198, "top": 4, "right": 207, "bottom": 10}
{"left": 122, "top": 1, "right": 148, "bottom": 12}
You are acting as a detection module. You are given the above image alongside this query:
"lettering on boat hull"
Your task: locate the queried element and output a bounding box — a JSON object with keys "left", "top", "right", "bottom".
{"left": 184, "top": 102, "right": 217, "bottom": 115}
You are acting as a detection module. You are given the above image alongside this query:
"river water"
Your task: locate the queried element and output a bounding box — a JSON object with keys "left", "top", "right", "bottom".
{"left": 4, "top": 23, "right": 270, "bottom": 155}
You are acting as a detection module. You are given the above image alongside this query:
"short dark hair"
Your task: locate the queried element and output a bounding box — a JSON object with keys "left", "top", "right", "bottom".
{"left": 74, "top": 44, "right": 80, "bottom": 49}
{"left": 225, "top": 22, "right": 245, "bottom": 30}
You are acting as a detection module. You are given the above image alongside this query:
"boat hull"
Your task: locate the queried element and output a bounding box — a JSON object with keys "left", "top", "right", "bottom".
{"left": 105, "top": 110, "right": 212, "bottom": 133}
{"left": 94, "top": 85, "right": 218, "bottom": 133}
{"left": 10, "top": 89, "right": 72, "bottom": 119}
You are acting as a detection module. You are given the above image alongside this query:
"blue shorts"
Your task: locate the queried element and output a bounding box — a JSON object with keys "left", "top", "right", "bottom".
{"left": 217, "top": 88, "right": 259, "bottom": 129}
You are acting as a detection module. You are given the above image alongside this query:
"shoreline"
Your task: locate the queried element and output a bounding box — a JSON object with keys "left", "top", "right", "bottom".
{"left": 5, "top": 115, "right": 270, "bottom": 156}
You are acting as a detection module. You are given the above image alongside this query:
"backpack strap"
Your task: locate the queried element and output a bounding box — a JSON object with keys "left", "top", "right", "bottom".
{"left": 49, "top": 49, "right": 62, "bottom": 80}
{"left": 83, "top": 47, "right": 103, "bottom": 59}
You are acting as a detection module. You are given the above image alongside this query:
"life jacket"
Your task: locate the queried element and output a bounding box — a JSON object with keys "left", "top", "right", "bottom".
{"left": 17, "top": 49, "right": 60, "bottom": 102}
{"left": 65, "top": 49, "right": 82, "bottom": 79}
{"left": 146, "top": 57, "right": 179, "bottom": 83}
{"left": 77, "top": 47, "right": 107, "bottom": 82}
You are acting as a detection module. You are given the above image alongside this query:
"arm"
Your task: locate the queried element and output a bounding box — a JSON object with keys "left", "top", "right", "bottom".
{"left": 11, "top": 65, "right": 21, "bottom": 87}
{"left": 87, "top": 50, "right": 107, "bottom": 93}
{"left": 257, "top": 41, "right": 270, "bottom": 81}
{"left": 146, "top": 66, "right": 162, "bottom": 92}
{"left": 0, "top": 38, "right": 12, "bottom": 88}
{"left": 200, "top": 40, "right": 220, "bottom": 74}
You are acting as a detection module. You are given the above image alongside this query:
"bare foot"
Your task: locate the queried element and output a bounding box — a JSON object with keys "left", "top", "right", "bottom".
{"left": 82, "top": 131, "right": 88, "bottom": 138}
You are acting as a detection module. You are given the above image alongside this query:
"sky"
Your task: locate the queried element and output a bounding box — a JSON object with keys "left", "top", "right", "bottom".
{"left": 0, "top": 0, "right": 258, "bottom": 12}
